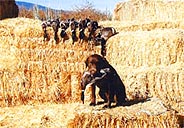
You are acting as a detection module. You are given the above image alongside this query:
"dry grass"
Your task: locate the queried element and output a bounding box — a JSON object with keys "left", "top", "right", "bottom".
{"left": 0, "top": 15, "right": 183, "bottom": 127}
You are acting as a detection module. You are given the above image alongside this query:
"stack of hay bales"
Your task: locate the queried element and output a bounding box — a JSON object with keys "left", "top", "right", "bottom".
{"left": 87, "top": 0, "right": 184, "bottom": 127}
{"left": 70, "top": 24, "right": 184, "bottom": 126}
{"left": 0, "top": 0, "right": 184, "bottom": 125}
{"left": 0, "top": 18, "right": 101, "bottom": 107}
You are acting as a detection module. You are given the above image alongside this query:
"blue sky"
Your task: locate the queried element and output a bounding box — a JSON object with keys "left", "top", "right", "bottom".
{"left": 15, "top": 0, "right": 126, "bottom": 13}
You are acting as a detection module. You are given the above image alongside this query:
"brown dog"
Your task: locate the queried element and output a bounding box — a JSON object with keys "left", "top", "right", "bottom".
{"left": 81, "top": 54, "right": 127, "bottom": 108}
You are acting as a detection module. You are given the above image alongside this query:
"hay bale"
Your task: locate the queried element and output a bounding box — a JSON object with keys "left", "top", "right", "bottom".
{"left": 0, "top": 18, "right": 42, "bottom": 38}
{"left": 113, "top": 0, "right": 184, "bottom": 21}
{"left": 71, "top": 72, "right": 82, "bottom": 101}
{"left": 117, "top": 63, "right": 184, "bottom": 114}
{"left": 107, "top": 29, "right": 184, "bottom": 67}
{"left": 68, "top": 98, "right": 179, "bottom": 128}
{"left": 0, "top": 101, "right": 181, "bottom": 127}
{"left": 0, "top": 42, "right": 18, "bottom": 71}
{"left": 0, "top": 103, "right": 78, "bottom": 128}
{"left": 100, "top": 20, "right": 184, "bottom": 32}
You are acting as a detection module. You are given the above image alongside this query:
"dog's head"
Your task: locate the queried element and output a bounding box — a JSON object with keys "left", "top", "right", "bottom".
{"left": 85, "top": 54, "right": 108, "bottom": 76}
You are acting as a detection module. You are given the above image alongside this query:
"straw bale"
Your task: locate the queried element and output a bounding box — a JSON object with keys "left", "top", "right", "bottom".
{"left": 113, "top": 0, "right": 184, "bottom": 21}
{"left": 71, "top": 72, "right": 82, "bottom": 101}
{"left": 118, "top": 63, "right": 184, "bottom": 114}
{"left": 106, "top": 29, "right": 184, "bottom": 67}
{"left": 0, "top": 103, "right": 78, "bottom": 128}
{"left": 68, "top": 98, "right": 179, "bottom": 128}
{"left": 100, "top": 20, "right": 184, "bottom": 32}
{"left": 0, "top": 18, "right": 42, "bottom": 38}
{"left": 0, "top": 43, "right": 18, "bottom": 71}
{"left": 0, "top": 100, "right": 180, "bottom": 128}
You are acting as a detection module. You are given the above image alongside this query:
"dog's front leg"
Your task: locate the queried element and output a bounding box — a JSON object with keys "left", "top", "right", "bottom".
{"left": 90, "top": 84, "right": 96, "bottom": 106}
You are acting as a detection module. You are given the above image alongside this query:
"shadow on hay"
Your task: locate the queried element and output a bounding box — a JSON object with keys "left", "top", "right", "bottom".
{"left": 96, "top": 98, "right": 151, "bottom": 109}
{"left": 121, "top": 98, "right": 151, "bottom": 106}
